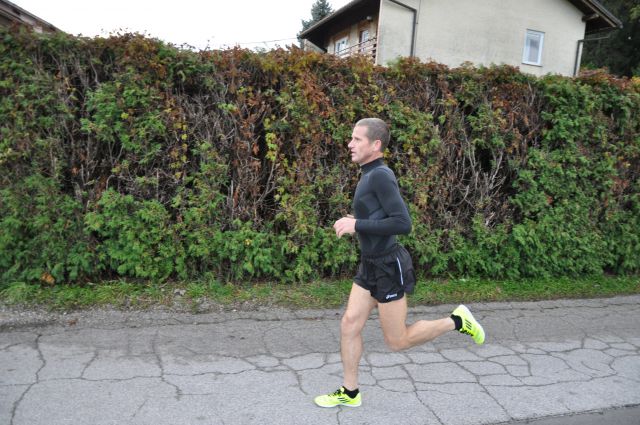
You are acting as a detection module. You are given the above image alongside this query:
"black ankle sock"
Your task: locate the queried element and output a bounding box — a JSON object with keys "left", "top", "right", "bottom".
{"left": 451, "top": 314, "right": 462, "bottom": 331}
{"left": 342, "top": 387, "right": 359, "bottom": 398}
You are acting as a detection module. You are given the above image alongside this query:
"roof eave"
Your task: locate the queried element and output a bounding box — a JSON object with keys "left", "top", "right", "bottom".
{"left": 300, "top": 0, "right": 369, "bottom": 39}
{"left": 573, "top": 0, "right": 623, "bottom": 32}
{"left": 0, "top": 0, "right": 61, "bottom": 32}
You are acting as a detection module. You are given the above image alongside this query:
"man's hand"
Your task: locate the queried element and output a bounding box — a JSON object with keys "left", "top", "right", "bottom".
{"left": 333, "top": 215, "right": 356, "bottom": 238}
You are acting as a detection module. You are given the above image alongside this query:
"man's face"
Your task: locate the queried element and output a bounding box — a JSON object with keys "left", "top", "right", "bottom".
{"left": 348, "top": 125, "right": 380, "bottom": 165}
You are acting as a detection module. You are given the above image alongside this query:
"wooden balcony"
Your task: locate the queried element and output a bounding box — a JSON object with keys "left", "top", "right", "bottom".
{"left": 336, "top": 37, "right": 377, "bottom": 62}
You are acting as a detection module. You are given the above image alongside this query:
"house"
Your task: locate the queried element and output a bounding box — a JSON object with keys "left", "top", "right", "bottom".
{"left": 0, "top": 0, "right": 59, "bottom": 33}
{"left": 300, "top": 0, "right": 622, "bottom": 76}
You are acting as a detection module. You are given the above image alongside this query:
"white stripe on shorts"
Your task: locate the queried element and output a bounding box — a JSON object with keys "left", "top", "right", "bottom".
{"left": 396, "top": 257, "right": 404, "bottom": 287}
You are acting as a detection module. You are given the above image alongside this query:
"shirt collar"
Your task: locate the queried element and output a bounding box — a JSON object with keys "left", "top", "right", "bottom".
{"left": 360, "top": 158, "right": 384, "bottom": 174}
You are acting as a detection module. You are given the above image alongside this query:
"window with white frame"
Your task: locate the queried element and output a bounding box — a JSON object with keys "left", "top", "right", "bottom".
{"left": 358, "top": 29, "right": 370, "bottom": 53}
{"left": 522, "top": 30, "right": 544, "bottom": 66}
{"left": 359, "top": 29, "right": 369, "bottom": 44}
{"left": 335, "top": 36, "right": 348, "bottom": 55}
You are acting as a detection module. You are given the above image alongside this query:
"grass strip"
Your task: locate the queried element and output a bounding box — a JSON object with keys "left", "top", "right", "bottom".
{"left": 1, "top": 275, "right": 638, "bottom": 312}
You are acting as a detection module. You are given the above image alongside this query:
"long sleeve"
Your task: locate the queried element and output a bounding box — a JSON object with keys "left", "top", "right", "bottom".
{"left": 354, "top": 168, "right": 411, "bottom": 236}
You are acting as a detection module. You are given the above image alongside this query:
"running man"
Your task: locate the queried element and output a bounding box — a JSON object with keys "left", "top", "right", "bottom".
{"left": 314, "top": 118, "right": 485, "bottom": 408}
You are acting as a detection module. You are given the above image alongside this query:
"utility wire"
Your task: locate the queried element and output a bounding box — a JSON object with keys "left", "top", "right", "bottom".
{"left": 232, "top": 37, "right": 298, "bottom": 45}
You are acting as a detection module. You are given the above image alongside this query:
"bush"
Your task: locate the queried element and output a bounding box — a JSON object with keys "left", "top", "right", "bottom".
{"left": 0, "top": 175, "right": 94, "bottom": 284}
{"left": 1, "top": 28, "right": 638, "bottom": 284}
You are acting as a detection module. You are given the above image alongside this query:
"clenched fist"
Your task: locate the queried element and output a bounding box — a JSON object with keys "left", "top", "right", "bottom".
{"left": 333, "top": 215, "right": 356, "bottom": 238}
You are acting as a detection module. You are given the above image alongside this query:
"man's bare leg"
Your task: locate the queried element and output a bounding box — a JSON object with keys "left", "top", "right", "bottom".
{"left": 341, "top": 284, "right": 377, "bottom": 390}
{"left": 377, "top": 296, "right": 455, "bottom": 352}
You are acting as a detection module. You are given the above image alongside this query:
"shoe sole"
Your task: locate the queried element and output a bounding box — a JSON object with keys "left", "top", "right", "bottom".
{"left": 315, "top": 402, "right": 361, "bottom": 408}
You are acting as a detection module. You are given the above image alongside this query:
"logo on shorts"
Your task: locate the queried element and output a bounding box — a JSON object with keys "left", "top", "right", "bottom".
{"left": 386, "top": 293, "right": 398, "bottom": 300}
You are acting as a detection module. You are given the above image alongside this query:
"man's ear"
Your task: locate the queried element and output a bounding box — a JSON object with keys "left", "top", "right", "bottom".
{"left": 374, "top": 139, "right": 383, "bottom": 152}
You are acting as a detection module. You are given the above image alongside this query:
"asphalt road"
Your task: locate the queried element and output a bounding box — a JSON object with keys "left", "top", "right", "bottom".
{"left": 1, "top": 295, "right": 639, "bottom": 424}
{"left": 506, "top": 405, "right": 640, "bottom": 424}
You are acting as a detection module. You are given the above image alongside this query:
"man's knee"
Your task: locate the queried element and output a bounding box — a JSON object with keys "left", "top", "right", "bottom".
{"left": 341, "top": 311, "right": 365, "bottom": 337}
{"left": 384, "top": 335, "right": 408, "bottom": 352}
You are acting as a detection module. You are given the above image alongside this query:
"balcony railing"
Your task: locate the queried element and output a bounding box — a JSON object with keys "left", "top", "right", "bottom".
{"left": 336, "top": 37, "right": 377, "bottom": 62}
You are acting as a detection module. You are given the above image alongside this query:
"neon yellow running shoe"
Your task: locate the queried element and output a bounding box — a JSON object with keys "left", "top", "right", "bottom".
{"left": 452, "top": 304, "right": 485, "bottom": 345}
{"left": 314, "top": 387, "right": 362, "bottom": 408}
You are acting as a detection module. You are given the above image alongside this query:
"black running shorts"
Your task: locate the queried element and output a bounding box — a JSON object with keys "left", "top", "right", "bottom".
{"left": 353, "top": 244, "right": 416, "bottom": 303}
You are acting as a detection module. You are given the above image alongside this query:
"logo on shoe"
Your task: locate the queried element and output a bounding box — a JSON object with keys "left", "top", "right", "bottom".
{"left": 385, "top": 293, "right": 398, "bottom": 300}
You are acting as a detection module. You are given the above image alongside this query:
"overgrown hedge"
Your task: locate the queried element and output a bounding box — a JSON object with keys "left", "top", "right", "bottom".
{"left": 1, "top": 28, "right": 639, "bottom": 285}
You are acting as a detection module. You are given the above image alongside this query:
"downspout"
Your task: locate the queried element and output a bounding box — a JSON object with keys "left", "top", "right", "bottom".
{"left": 387, "top": 0, "right": 418, "bottom": 57}
{"left": 573, "top": 34, "right": 611, "bottom": 77}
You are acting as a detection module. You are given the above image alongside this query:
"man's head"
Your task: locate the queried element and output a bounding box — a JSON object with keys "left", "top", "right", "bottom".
{"left": 348, "top": 118, "right": 390, "bottom": 165}
{"left": 356, "top": 118, "right": 390, "bottom": 151}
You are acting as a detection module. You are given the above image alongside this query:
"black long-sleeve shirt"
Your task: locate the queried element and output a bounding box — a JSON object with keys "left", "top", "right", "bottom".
{"left": 353, "top": 158, "right": 412, "bottom": 256}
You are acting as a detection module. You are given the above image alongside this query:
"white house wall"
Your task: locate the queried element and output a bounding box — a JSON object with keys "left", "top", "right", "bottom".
{"left": 377, "top": 0, "right": 419, "bottom": 63}
{"left": 378, "top": 0, "right": 587, "bottom": 76}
